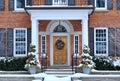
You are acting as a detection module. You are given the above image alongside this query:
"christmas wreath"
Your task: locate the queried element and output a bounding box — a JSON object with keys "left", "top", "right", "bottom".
{"left": 55, "top": 39, "right": 65, "bottom": 50}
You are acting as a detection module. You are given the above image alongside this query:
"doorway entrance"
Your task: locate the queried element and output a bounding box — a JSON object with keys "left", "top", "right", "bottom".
{"left": 53, "top": 36, "right": 67, "bottom": 65}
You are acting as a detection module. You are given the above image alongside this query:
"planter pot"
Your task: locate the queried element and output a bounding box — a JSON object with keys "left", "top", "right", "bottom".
{"left": 82, "top": 68, "right": 91, "bottom": 74}
{"left": 28, "top": 67, "right": 36, "bottom": 74}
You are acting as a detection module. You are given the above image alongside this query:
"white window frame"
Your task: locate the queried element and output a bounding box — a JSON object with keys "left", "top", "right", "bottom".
{"left": 53, "top": 0, "right": 68, "bottom": 6}
{"left": 41, "top": 35, "right": 46, "bottom": 54}
{"left": 95, "top": 0, "right": 107, "bottom": 10}
{"left": 14, "top": 0, "right": 27, "bottom": 11}
{"left": 14, "top": 28, "right": 27, "bottom": 57}
{"left": 74, "top": 35, "right": 79, "bottom": 54}
{"left": 94, "top": 28, "right": 108, "bottom": 56}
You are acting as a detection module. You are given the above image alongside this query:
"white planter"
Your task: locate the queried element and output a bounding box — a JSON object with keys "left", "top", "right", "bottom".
{"left": 82, "top": 68, "right": 91, "bottom": 74}
{"left": 28, "top": 67, "right": 36, "bottom": 74}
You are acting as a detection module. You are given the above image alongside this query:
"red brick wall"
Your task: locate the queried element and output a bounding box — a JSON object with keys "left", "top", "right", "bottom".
{"left": 1, "top": 0, "right": 120, "bottom": 64}
{"left": 0, "top": 0, "right": 31, "bottom": 28}
{"left": 89, "top": 0, "right": 120, "bottom": 28}
{"left": 1, "top": 0, "right": 120, "bottom": 28}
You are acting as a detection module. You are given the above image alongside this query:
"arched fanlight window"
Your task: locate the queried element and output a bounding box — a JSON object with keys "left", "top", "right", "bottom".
{"left": 53, "top": 20, "right": 67, "bottom": 32}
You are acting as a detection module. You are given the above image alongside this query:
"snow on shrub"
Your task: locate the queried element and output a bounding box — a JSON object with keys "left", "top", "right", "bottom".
{"left": 93, "top": 56, "right": 120, "bottom": 70}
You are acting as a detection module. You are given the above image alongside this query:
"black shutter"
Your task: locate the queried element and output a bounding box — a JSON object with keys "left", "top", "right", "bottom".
{"left": 27, "top": 28, "right": 31, "bottom": 54}
{"left": 27, "top": 0, "right": 32, "bottom": 6}
{"left": 117, "top": 0, "right": 120, "bottom": 10}
{"left": 45, "top": 0, "right": 52, "bottom": 5}
{"left": 88, "top": 0, "right": 94, "bottom": 6}
{"left": 0, "top": 29, "right": 5, "bottom": 57}
{"left": 89, "top": 28, "right": 94, "bottom": 56}
{"left": 9, "top": 0, "right": 14, "bottom": 11}
{"left": 116, "top": 28, "right": 120, "bottom": 56}
{"left": 7, "top": 28, "right": 13, "bottom": 57}
{"left": 0, "top": 0, "right": 5, "bottom": 11}
{"left": 107, "top": 0, "right": 113, "bottom": 10}
{"left": 68, "top": 0, "right": 75, "bottom": 6}
{"left": 108, "top": 28, "right": 115, "bottom": 56}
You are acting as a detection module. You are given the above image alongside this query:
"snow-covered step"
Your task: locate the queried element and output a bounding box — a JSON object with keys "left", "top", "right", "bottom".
{"left": 44, "top": 68, "right": 75, "bottom": 77}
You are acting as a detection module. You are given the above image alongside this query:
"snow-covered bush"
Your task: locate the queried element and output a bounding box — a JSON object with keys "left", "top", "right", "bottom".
{"left": 93, "top": 56, "right": 120, "bottom": 70}
{"left": 113, "top": 57, "right": 120, "bottom": 70}
{"left": 24, "top": 44, "right": 40, "bottom": 70}
{"left": 77, "top": 45, "right": 95, "bottom": 69}
{"left": 0, "top": 57, "right": 27, "bottom": 71}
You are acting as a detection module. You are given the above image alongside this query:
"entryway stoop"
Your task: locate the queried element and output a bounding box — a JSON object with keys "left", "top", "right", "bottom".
{"left": 44, "top": 65, "right": 75, "bottom": 77}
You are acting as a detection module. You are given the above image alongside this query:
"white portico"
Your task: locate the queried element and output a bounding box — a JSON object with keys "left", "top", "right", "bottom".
{"left": 25, "top": 6, "right": 94, "bottom": 65}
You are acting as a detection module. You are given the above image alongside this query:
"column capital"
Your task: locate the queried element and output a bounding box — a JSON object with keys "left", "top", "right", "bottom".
{"left": 82, "top": 18, "right": 88, "bottom": 24}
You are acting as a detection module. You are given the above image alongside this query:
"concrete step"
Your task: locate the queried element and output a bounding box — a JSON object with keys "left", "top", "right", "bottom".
{"left": 45, "top": 66, "right": 75, "bottom": 77}
{"left": 47, "top": 65, "right": 72, "bottom": 69}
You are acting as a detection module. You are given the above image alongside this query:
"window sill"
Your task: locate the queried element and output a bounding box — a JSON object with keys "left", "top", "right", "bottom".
{"left": 13, "top": 9, "right": 25, "bottom": 12}
{"left": 94, "top": 9, "right": 108, "bottom": 12}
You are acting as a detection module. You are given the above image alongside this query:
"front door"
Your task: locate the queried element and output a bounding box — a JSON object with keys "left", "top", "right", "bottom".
{"left": 53, "top": 36, "right": 67, "bottom": 65}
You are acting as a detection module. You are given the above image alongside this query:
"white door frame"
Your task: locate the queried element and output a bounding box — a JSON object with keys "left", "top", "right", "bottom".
{"left": 50, "top": 33, "right": 70, "bottom": 66}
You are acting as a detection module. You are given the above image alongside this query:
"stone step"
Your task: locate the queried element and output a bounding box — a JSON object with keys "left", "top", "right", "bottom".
{"left": 47, "top": 65, "right": 72, "bottom": 69}
{"left": 45, "top": 66, "right": 75, "bottom": 77}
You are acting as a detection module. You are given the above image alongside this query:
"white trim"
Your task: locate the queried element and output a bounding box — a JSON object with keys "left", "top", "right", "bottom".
{"left": 14, "top": 0, "right": 27, "bottom": 11}
{"left": 94, "top": 28, "right": 108, "bottom": 56}
{"left": 28, "top": 9, "right": 93, "bottom": 20}
{"left": 38, "top": 31, "right": 82, "bottom": 35}
{"left": 14, "top": 28, "right": 27, "bottom": 57}
{"left": 48, "top": 21, "right": 71, "bottom": 66}
{"left": 95, "top": 0, "right": 107, "bottom": 10}
{"left": 46, "top": 20, "right": 74, "bottom": 33}
{"left": 50, "top": 33, "right": 70, "bottom": 66}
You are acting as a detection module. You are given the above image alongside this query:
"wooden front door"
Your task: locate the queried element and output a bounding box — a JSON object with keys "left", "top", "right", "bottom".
{"left": 53, "top": 36, "right": 67, "bottom": 65}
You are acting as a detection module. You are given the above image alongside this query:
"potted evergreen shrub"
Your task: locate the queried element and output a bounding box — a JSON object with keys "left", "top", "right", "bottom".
{"left": 24, "top": 44, "right": 40, "bottom": 74}
{"left": 77, "top": 45, "right": 95, "bottom": 74}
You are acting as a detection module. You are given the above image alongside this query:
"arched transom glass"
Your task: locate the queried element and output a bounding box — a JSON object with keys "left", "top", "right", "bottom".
{"left": 53, "top": 25, "right": 67, "bottom": 32}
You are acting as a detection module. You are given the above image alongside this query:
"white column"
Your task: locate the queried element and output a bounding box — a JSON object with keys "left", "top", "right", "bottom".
{"left": 31, "top": 18, "right": 39, "bottom": 53}
{"left": 31, "top": 18, "right": 41, "bottom": 67}
{"left": 82, "top": 19, "right": 89, "bottom": 49}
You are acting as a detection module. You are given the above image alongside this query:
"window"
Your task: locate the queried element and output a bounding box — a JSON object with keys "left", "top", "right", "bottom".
{"left": 95, "top": 0, "right": 107, "bottom": 10}
{"left": 74, "top": 35, "right": 79, "bottom": 54}
{"left": 53, "top": 0, "right": 68, "bottom": 5}
{"left": 14, "top": 28, "right": 27, "bottom": 57}
{"left": 53, "top": 25, "right": 67, "bottom": 32}
{"left": 94, "top": 28, "right": 108, "bottom": 56}
{"left": 15, "top": 0, "right": 27, "bottom": 10}
{"left": 41, "top": 35, "right": 46, "bottom": 54}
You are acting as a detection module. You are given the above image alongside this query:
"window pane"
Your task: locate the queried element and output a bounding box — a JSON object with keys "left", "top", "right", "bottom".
{"left": 96, "top": 0, "right": 105, "bottom": 8}
{"left": 74, "top": 36, "right": 79, "bottom": 53}
{"left": 53, "top": 25, "right": 67, "bottom": 32}
{"left": 95, "top": 29, "right": 107, "bottom": 55}
{"left": 15, "top": 29, "right": 27, "bottom": 56}
{"left": 41, "top": 36, "right": 46, "bottom": 53}
{"left": 54, "top": 0, "right": 67, "bottom": 5}
{"left": 17, "top": 0, "right": 25, "bottom": 8}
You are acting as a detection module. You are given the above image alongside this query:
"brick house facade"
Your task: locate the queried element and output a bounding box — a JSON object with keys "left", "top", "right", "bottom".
{"left": 0, "top": 0, "right": 120, "bottom": 66}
